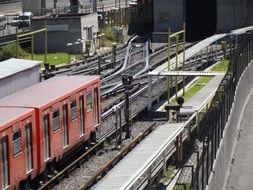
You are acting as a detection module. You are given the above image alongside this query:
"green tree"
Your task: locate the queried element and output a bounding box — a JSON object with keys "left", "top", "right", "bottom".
{"left": 0, "top": 43, "right": 27, "bottom": 61}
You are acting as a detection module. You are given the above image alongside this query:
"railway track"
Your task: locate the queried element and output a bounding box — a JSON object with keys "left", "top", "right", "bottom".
{"left": 39, "top": 121, "right": 158, "bottom": 190}
{"left": 37, "top": 40, "right": 224, "bottom": 190}
{"left": 42, "top": 36, "right": 137, "bottom": 78}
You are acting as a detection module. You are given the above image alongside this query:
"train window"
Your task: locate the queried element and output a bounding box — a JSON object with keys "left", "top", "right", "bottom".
{"left": 52, "top": 109, "right": 60, "bottom": 132}
{"left": 79, "top": 95, "right": 85, "bottom": 136}
{"left": 13, "top": 130, "right": 22, "bottom": 156}
{"left": 25, "top": 124, "right": 33, "bottom": 173}
{"left": 1, "top": 137, "right": 9, "bottom": 189}
{"left": 86, "top": 92, "right": 92, "bottom": 111}
{"left": 70, "top": 100, "right": 77, "bottom": 121}
{"left": 94, "top": 88, "right": 99, "bottom": 126}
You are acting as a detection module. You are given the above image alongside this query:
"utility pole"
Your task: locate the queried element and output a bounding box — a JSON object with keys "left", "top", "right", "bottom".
{"left": 118, "top": 107, "right": 122, "bottom": 145}
{"left": 183, "top": 23, "right": 186, "bottom": 95}
{"left": 98, "top": 55, "right": 102, "bottom": 74}
{"left": 53, "top": 0, "right": 57, "bottom": 9}
{"left": 93, "top": 0, "right": 97, "bottom": 13}
{"left": 112, "top": 42, "right": 117, "bottom": 68}
{"left": 175, "top": 34, "right": 179, "bottom": 99}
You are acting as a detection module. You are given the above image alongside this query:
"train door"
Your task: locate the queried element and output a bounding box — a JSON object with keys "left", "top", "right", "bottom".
{"left": 43, "top": 114, "right": 50, "bottom": 161}
{"left": 79, "top": 95, "right": 85, "bottom": 136}
{"left": 94, "top": 87, "right": 100, "bottom": 128}
{"left": 25, "top": 123, "right": 33, "bottom": 173}
{"left": 1, "top": 137, "right": 9, "bottom": 189}
{"left": 62, "top": 104, "right": 69, "bottom": 148}
{"left": 85, "top": 90, "right": 94, "bottom": 134}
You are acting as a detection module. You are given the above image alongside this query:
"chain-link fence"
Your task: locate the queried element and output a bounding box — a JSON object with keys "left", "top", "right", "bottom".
{"left": 189, "top": 32, "right": 253, "bottom": 190}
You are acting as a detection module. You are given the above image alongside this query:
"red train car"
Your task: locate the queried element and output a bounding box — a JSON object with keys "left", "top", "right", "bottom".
{"left": 0, "top": 75, "right": 101, "bottom": 189}
{"left": 0, "top": 107, "right": 37, "bottom": 190}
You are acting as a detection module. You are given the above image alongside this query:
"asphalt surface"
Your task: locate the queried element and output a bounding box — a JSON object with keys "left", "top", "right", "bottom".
{"left": 226, "top": 93, "right": 253, "bottom": 190}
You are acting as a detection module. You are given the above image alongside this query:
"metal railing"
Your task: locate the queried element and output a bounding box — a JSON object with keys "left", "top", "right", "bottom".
{"left": 189, "top": 32, "right": 253, "bottom": 190}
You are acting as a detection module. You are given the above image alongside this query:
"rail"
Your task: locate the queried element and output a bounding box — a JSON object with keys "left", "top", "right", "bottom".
{"left": 80, "top": 122, "right": 157, "bottom": 190}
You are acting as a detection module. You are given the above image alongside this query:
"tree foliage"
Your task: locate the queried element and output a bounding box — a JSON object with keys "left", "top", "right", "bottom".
{"left": 0, "top": 43, "right": 27, "bottom": 61}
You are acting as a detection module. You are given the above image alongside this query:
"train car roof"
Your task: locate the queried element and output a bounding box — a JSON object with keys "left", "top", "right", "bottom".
{"left": 0, "top": 75, "right": 100, "bottom": 108}
{"left": 0, "top": 58, "right": 42, "bottom": 79}
{"left": 0, "top": 107, "right": 34, "bottom": 131}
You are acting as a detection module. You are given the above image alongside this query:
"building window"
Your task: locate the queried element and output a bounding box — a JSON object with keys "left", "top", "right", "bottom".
{"left": 86, "top": 27, "right": 93, "bottom": 41}
{"left": 71, "top": 100, "right": 77, "bottom": 121}
{"left": 13, "top": 130, "right": 22, "bottom": 156}
{"left": 52, "top": 109, "right": 60, "bottom": 132}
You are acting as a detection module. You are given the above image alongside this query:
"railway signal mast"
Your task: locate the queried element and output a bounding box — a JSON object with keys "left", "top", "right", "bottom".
{"left": 122, "top": 75, "right": 133, "bottom": 139}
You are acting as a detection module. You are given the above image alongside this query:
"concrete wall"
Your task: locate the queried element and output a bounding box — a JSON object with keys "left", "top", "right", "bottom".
{"left": 247, "top": 0, "right": 253, "bottom": 25}
{"left": 23, "top": 0, "right": 46, "bottom": 15}
{"left": 32, "top": 13, "right": 98, "bottom": 53}
{"left": 207, "top": 60, "right": 253, "bottom": 190}
{"left": 216, "top": 0, "right": 246, "bottom": 32}
{"left": 153, "top": 0, "right": 184, "bottom": 33}
{"left": 153, "top": 0, "right": 252, "bottom": 36}
{"left": 81, "top": 13, "right": 99, "bottom": 51}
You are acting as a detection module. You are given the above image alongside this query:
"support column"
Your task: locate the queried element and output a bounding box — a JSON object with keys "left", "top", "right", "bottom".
{"left": 147, "top": 167, "right": 152, "bottom": 190}
{"left": 177, "top": 132, "right": 183, "bottom": 166}
{"left": 183, "top": 23, "right": 186, "bottom": 95}
{"left": 148, "top": 75, "right": 152, "bottom": 110}
{"left": 196, "top": 110, "right": 199, "bottom": 134}
{"left": 175, "top": 35, "right": 179, "bottom": 99}
{"left": 157, "top": 76, "right": 160, "bottom": 102}
{"left": 163, "top": 151, "right": 167, "bottom": 176}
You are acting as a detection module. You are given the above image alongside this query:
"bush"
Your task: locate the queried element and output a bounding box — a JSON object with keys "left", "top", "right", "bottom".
{"left": 101, "top": 26, "right": 114, "bottom": 41}
{"left": 0, "top": 43, "right": 27, "bottom": 61}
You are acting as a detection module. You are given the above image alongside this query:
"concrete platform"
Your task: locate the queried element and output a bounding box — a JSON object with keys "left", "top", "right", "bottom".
{"left": 156, "top": 75, "right": 224, "bottom": 115}
{"left": 92, "top": 122, "right": 185, "bottom": 190}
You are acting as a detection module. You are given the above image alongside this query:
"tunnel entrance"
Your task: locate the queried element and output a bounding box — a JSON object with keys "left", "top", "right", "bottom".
{"left": 185, "top": 0, "right": 217, "bottom": 42}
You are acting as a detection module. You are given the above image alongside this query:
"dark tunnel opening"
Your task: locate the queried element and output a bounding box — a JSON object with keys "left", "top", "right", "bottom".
{"left": 185, "top": 0, "right": 217, "bottom": 42}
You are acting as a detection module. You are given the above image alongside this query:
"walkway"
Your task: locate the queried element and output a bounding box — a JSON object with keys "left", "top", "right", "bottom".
{"left": 92, "top": 75, "right": 224, "bottom": 190}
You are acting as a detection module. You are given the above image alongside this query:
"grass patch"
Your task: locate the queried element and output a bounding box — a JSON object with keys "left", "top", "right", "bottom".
{"left": 211, "top": 58, "right": 229, "bottom": 71}
{"left": 159, "top": 166, "right": 175, "bottom": 185}
{"left": 180, "top": 59, "right": 229, "bottom": 101}
{"left": 22, "top": 52, "right": 75, "bottom": 65}
{"left": 100, "top": 26, "right": 114, "bottom": 47}
{"left": 174, "top": 183, "right": 191, "bottom": 190}
{"left": 183, "top": 77, "right": 212, "bottom": 101}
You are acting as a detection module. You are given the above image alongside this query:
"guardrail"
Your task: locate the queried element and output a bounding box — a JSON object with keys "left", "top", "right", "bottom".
{"left": 189, "top": 31, "right": 253, "bottom": 190}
